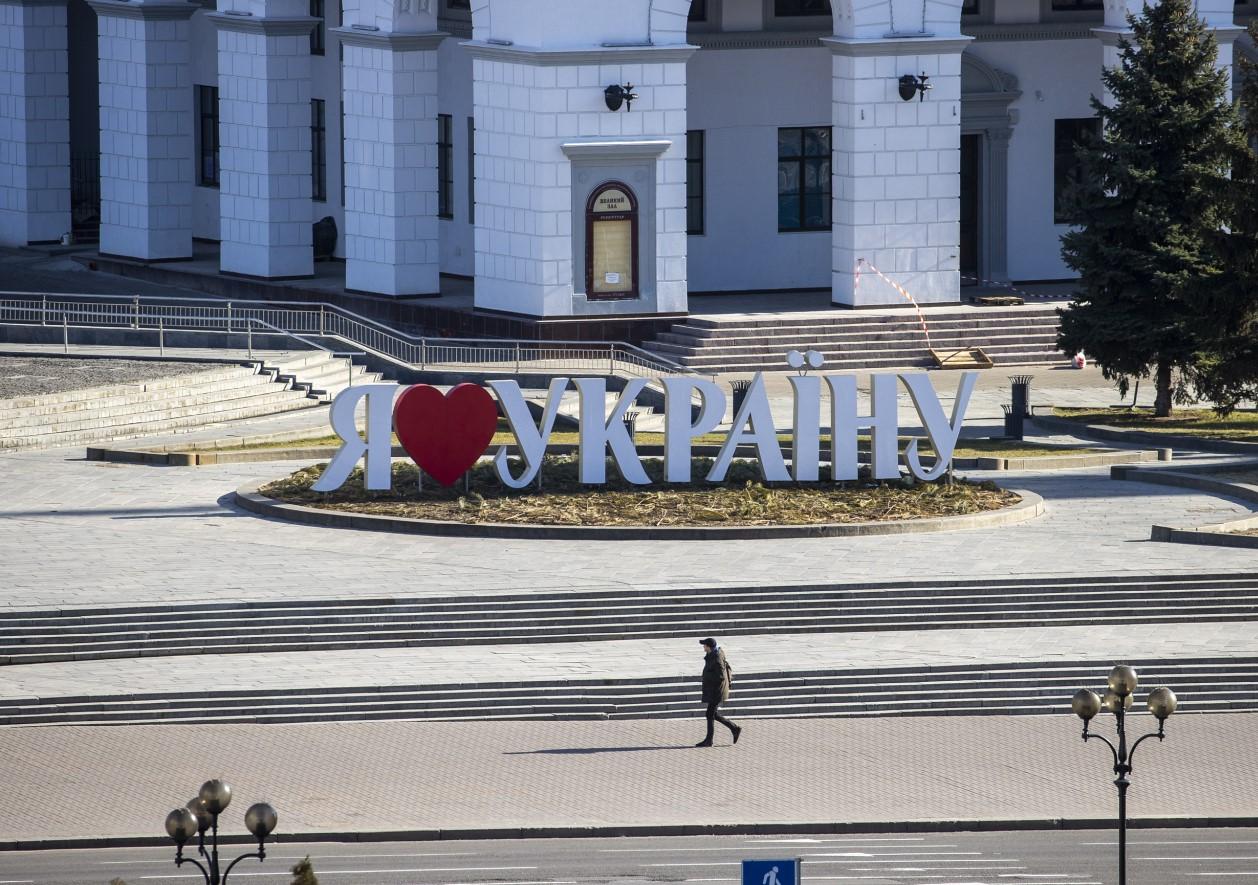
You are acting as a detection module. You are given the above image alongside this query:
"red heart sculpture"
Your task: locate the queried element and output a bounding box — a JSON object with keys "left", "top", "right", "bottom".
{"left": 393, "top": 383, "right": 499, "bottom": 487}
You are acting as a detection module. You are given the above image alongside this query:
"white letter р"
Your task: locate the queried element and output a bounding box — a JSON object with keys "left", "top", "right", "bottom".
{"left": 312, "top": 383, "right": 400, "bottom": 492}
{"left": 662, "top": 377, "right": 726, "bottom": 483}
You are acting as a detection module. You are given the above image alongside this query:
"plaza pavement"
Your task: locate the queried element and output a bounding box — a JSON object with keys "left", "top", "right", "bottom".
{"left": 2, "top": 714, "right": 1256, "bottom": 845}
{"left": 1, "top": 359, "right": 1257, "bottom": 845}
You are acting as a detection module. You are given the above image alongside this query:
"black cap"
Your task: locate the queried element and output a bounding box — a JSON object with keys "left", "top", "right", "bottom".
{"left": 700, "top": 637, "right": 716, "bottom": 647}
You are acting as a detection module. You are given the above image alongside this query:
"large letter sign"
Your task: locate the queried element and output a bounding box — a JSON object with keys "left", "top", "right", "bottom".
{"left": 312, "top": 370, "right": 980, "bottom": 491}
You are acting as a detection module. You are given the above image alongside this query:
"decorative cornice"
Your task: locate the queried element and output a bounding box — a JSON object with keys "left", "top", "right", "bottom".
{"left": 461, "top": 40, "right": 698, "bottom": 66}
{"left": 330, "top": 27, "right": 447, "bottom": 51}
{"left": 821, "top": 34, "right": 973, "bottom": 56}
{"left": 206, "top": 11, "right": 317, "bottom": 35}
{"left": 561, "top": 139, "right": 673, "bottom": 160}
{"left": 85, "top": 0, "right": 198, "bottom": 20}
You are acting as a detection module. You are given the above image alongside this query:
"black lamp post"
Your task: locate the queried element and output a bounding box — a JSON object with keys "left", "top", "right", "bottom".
{"left": 163, "top": 779, "right": 278, "bottom": 884}
{"left": 1071, "top": 665, "right": 1178, "bottom": 885}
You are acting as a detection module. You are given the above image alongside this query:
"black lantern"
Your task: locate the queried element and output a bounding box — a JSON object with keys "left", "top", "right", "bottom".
{"left": 898, "top": 73, "right": 932, "bottom": 102}
{"left": 604, "top": 83, "right": 639, "bottom": 112}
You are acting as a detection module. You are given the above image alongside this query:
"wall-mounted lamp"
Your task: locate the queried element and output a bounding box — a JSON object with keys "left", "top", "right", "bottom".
{"left": 604, "top": 83, "right": 638, "bottom": 112}
{"left": 898, "top": 73, "right": 932, "bottom": 102}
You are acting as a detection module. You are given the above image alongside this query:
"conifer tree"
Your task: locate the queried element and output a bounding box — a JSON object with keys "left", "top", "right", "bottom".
{"left": 290, "top": 856, "right": 319, "bottom": 885}
{"left": 1058, "top": 0, "right": 1242, "bottom": 416}
{"left": 1190, "top": 20, "right": 1258, "bottom": 412}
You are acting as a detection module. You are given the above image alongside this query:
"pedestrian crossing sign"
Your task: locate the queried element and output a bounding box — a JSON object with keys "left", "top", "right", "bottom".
{"left": 743, "top": 859, "right": 800, "bottom": 885}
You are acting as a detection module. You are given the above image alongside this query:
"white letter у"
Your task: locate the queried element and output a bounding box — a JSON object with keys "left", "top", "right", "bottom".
{"left": 900, "top": 371, "right": 978, "bottom": 482}
{"left": 312, "top": 382, "right": 399, "bottom": 492}
{"left": 488, "top": 378, "right": 568, "bottom": 489}
{"left": 662, "top": 377, "right": 726, "bottom": 483}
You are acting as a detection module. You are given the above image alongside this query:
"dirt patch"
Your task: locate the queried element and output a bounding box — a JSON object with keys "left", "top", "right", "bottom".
{"left": 260, "top": 457, "right": 1018, "bottom": 527}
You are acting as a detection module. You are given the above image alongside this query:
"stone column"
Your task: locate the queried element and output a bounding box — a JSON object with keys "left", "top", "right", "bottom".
{"left": 0, "top": 0, "right": 70, "bottom": 246}
{"left": 209, "top": 11, "right": 316, "bottom": 279}
{"left": 336, "top": 29, "right": 443, "bottom": 297}
{"left": 825, "top": 35, "right": 971, "bottom": 307}
{"left": 467, "top": 43, "right": 693, "bottom": 318}
{"left": 983, "top": 127, "right": 1012, "bottom": 285}
{"left": 89, "top": 0, "right": 198, "bottom": 261}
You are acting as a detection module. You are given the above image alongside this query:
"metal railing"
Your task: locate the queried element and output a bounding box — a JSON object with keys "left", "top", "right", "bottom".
{"left": 0, "top": 292, "right": 706, "bottom": 381}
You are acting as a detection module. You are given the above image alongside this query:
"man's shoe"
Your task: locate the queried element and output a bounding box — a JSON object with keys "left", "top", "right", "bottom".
{"left": 732, "top": 725, "right": 742, "bottom": 744}
{"left": 695, "top": 739, "right": 713, "bottom": 747}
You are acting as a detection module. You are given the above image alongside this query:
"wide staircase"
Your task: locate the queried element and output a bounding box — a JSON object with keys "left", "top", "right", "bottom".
{"left": 0, "top": 351, "right": 378, "bottom": 451}
{"left": 3, "top": 574, "right": 1256, "bottom": 726}
{"left": 644, "top": 304, "right": 1067, "bottom": 373}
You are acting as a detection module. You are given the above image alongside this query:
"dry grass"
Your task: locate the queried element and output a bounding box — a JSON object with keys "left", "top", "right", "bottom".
{"left": 260, "top": 456, "right": 1018, "bottom": 527}
{"left": 1053, "top": 408, "right": 1258, "bottom": 442}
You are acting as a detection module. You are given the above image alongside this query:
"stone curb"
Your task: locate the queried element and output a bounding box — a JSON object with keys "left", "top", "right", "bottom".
{"left": 4, "top": 816, "right": 1257, "bottom": 851}
{"left": 233, "top": 483, "right": 1045, "bottom": 541}
{"left": 1031, "top": 414, "right": 1257, "bottom": 454}
{"left": 1111, "top": 463, "right": 1258, "bottom": 548}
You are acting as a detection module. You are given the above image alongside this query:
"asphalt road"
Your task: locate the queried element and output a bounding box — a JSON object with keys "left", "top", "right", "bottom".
{"left": 3, "top": 829, "right": 1257, "bottom": 885}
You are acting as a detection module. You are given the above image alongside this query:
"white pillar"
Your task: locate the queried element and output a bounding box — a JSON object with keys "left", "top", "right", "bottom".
{"left": 209, "top": 12, "right": 316, "bottom": 279}
{"left": 336, "top": 30, "right": 443, "bottom": 297}
{"left": 0, "top": 0, "right": 70, "bottom": 246}
{"left": 826, "top": 35, "right": 971, "bottom": 307}
{"left": 89, "top": 0, "right": 197, "bottom": 261}
{"left": 468, "top": 44, "right": 693, "bottom": 318}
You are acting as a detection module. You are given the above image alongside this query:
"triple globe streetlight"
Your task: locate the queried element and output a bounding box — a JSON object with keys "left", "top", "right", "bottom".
{"left": 164, "top": 779, "right": 278, "bottom": 885}
{"left": 1071, "top": 664, "right": 1178, "bottom": 885}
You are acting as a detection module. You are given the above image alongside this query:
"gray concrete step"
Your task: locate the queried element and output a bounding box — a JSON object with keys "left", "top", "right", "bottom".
{"left": 1, "top": 656, "right": 1249, "bottom": 726}
{"left": 4, "top": 574, "right": 1255, "bottom": 664}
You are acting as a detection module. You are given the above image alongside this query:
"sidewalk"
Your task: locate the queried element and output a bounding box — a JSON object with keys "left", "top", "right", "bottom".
{"left": 2, "top": 713, "right": 1254, "bottom": 846}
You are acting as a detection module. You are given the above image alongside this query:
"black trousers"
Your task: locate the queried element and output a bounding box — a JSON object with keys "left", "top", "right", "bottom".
{"left": 704, "top": 700, "right": 736, "bottom": 742}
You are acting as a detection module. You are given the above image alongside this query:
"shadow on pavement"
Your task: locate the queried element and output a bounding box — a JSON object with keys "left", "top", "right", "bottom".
{"left": 504, "top": 745, "right": 695, "bottom": 755}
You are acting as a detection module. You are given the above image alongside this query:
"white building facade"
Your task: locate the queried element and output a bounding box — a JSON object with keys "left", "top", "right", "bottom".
{"left": 0, "top": 0, "right": 1253, "bottom": 314}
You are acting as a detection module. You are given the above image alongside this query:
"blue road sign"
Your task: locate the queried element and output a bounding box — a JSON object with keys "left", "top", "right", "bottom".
{"left": 743, "top": 859, "right": 800, "bottom": 885}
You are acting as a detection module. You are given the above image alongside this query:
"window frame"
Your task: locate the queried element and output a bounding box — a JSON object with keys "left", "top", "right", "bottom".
{"left": 686, "top": 130, "right": 705, "bottom": 236}
{"left": 777, "top": 125, "right": 832, "bottom": 234}
{"left": 196, "top": 84, "right": 219, "bottom": 189}
{"left": 437, "top": 113, "right": 454, "bottom": 220}
{"left": 765, "top": 0, "right": 832, "bottom": 27}
{"left": 311, "top": 98, "right": 327, "bottom": 203}
{"left": 1053, "top": 116, "right": 1100, "bottom": 225}
{"left": 310, "top": 0, "right": 325, "bottom": 55}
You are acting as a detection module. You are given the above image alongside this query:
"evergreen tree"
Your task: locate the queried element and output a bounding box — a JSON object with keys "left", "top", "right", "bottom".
{"left": 290, "top": 856, "right": 319, "bottom": 885}
{"left": 1190, "top": 20, "right": 1258, "bottom": 413}
{"left": 1058, "top": 0, "right": 1242, "bottom": 417}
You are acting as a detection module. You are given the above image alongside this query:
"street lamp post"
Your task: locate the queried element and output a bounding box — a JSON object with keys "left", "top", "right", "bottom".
{"left": 163, "top": 779, "right": 278, "bottom": 885}
{"left": 1071, "top": 664, "right": 1178, "bottom": 885}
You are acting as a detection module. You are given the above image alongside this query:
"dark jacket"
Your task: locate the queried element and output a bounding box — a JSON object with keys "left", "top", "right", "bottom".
{"left": 701, "top": 648, "right": 731, "bottom": 704}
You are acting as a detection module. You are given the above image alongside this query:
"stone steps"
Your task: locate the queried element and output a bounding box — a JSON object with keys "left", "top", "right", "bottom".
{"left": 3, "top": 574, "right": 1254, "bottom": 665}
{"left": 1, "top": 656, "right": 1249, "bottom": 727}
{"left": 643, "top": 306, "right": 1067, "bottom": 372}
{"left": 0, "top": 351, "right": 370, "bottom": 451}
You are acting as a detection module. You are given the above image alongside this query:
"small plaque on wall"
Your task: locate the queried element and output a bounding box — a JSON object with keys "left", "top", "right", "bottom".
{"left": 586, "top": 184, "right": 638, "bottom": 300}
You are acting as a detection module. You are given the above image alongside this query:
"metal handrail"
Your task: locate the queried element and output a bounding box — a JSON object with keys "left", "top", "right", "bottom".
{"left": 0, "top": 291, "right": 707, "bottom": 381}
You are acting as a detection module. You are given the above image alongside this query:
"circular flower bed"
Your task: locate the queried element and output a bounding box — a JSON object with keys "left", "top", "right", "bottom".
{"left": 259, "top": 456, "right": 1018, "bottom": 528}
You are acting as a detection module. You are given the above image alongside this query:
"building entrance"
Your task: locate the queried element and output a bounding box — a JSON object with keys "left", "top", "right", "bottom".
{"left": 960, "top": 134, "right": 981, "bottom": 285}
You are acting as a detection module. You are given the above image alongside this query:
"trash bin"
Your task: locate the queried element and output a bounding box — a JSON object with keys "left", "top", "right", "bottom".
{"left": 1002, "top": 403, "right": 1024, "bottom": 440}
{"left": 1010, "top": 375, "right": 1033, "bottom": 419}
{"left": 313, "top": 216, "right": 337, "bottom": 260}
{"left": 731, "top": 380, "right": 752, "bottom": 417}
{"left": 622, "top": 409, "right": 640, "bottom": 439}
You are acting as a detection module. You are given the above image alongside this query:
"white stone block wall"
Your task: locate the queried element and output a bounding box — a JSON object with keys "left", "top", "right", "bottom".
{"left": 829, "top": 40, "right": 967, "bottom": 307}
{"left": 213, "top": 17, "right": 314, "bottom": 278}
{"left": 0, "top": 0, "right": 70, "bottom": 246}
{"left": 471, "top": 50, "right": 690, "bottom": 317}
{"left": 341, "top": 34, "right": 440, "bottom": 297}
{"left": 95, "top": 3, "right": 196, "bottom": 260}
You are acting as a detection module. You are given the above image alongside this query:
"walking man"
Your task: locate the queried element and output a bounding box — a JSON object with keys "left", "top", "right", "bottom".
{"left": 696, "top": 637, "right": 741, "bottom": 747}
